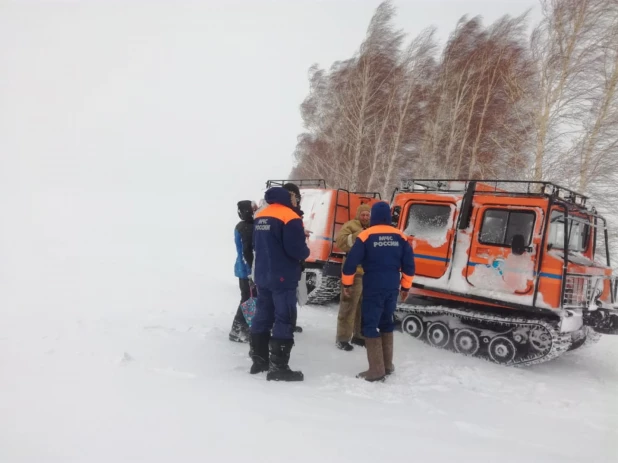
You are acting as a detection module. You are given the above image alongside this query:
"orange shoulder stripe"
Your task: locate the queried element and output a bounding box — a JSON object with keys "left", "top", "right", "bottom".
{"left": 255, "top": 204, "right": 300, "bottom": 224}
{"left": 357, "top": 228, "right": 371, "bottom": 242}
{"left": 363, "top": 224, "right": 407, "bottom": 239}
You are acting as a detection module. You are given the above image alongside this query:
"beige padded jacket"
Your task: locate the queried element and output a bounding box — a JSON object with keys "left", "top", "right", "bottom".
{"left": 335, "top": 204, "right": 371, "bottom": 275}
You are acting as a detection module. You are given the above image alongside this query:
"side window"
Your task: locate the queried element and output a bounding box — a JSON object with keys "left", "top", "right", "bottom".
{"left": 479, "top": 210, "right": 508, "bottom": 244}
{"left": 404, "top": 204, "right": 451, "bottom": 238}
{"left": 479, "top": 209, "right": 535, "bottom": 247}
{"left": 548, "top": 210, "right": 590, "bottom": 252}
{"left": 506, "top": 211, "right": 536, "bottom": 245}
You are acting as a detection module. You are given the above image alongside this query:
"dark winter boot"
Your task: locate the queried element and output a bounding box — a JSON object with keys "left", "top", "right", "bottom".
{"left": 229, "top": 322, "right": 250, "bottom": 343}
{"left": 351, "top": 337, "right": 365, "bottom": 348}
{"left": 381, "top": 332, "right": 394, "bottom": 376}
{"left": 229, "top": 307, "right": 250, "bottom": 343}
{"left": 356, "top": 337, "right": 386, "bottom": 382}
{"left": 249, "top": 332, "right": 270, "bottom": 374}
{"left": 266, "top": 338, "right": 304, "bottom": 382}
{"left": 336, "top": 341, "right": 354, "bottom": 351}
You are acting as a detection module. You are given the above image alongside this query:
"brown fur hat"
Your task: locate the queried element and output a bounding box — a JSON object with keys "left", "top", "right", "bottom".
{"left": 355, "top": 203, "right": 371, "bottom": 219}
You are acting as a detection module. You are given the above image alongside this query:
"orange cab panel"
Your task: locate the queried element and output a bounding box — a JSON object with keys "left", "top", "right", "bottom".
{"left": 300, "top": 188, "right": 380, "bottom": 264}
{"left": 465, "top": 204, "right": 545, "bottom": 297}
{"left": 394, "top": 196, "right": 457, "bottom": 279}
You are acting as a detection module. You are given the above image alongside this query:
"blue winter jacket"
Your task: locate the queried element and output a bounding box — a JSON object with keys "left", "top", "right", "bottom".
{"left": 342, "top": 202, "right": 415, "bottom": 292}
{"left": 234, "top": 222, "right": 253, "bottom": 278}
{"left": 234, "top": 200, "right": 254, "bottom": 279}
{"left": 253, "top": 187, "right": 310, "bottom": 290}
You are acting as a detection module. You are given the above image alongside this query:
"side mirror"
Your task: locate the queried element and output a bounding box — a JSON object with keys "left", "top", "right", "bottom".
{"left": 511, "top": 234, "right": 527, "bottom": 256}
{"left": 391, "top": 206, "right": 401, "bottom": 228}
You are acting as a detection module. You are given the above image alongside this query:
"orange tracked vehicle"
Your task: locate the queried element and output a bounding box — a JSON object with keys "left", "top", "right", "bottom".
{"left": 265, "top": 179, "right": 381, "bottom": 304}
{"left": 391, "top": 179, "right": 618, "bottom": 366}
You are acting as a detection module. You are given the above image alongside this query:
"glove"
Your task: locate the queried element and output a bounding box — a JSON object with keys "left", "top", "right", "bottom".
{"left": 347, "top": 231, "right": 361, "bottom": 248}
{"left": 342, "top": 286, "right": 352, "bottom": 298}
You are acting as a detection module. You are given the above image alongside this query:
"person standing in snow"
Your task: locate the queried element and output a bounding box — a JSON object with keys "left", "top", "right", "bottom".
{"left": 229, "top": 200, "right": 257, "bottom": 343}
{"left": 251, "top": 183, "right": 309, "bottom": 320}
{"left": 342, "top": 202, "right": 415, "bottom": 382}
{"left": 334, "top": 203, "right": 371, "bottom": 351}
{"left": 282, "top": 182, "right": 309, "bottom": 333}
{"left": 249, "top": 186, "right": 310, "bottom": 381}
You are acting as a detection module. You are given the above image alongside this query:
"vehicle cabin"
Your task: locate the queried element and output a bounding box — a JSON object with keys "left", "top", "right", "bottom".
{"left": 390, "top": 180, "right": 617, "bottom": 316}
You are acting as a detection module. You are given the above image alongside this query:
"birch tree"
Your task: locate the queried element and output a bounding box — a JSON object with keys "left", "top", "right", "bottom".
{"left": 422, "top": 15, "right": 534, "bottom": 180}
{"left": 530, "top": 0, "right": 607, "bottom": 181}
{"left": 293, "top": 1, "right": 403, "bottom": 191}
{"left": 380, "top": 29, "right": 437, "bottom": 197}
{"left": 575, "top": 0, "right": 618, "bottom": 195}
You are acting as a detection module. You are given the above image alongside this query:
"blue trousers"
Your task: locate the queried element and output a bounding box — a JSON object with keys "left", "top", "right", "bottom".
{"left": 250, "top": 287, "right": 297, "bottom": 340}
{"left": 361, "top": 289, "right": 399, "bottom": 338}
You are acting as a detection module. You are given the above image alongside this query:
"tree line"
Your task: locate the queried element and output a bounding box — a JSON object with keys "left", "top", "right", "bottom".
{"left": 290, "top": 0, "right": 618, "bottom": 234}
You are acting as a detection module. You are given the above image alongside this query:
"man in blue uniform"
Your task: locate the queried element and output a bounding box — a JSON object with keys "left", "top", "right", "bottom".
{"left": 250, "top": 187, "right": 310, "bottom": 381}
{"left": 342, "top": 201, "right": 415, "bottom": 382}
{"left": 282, "top": 182, "right": 306, "bottom": 334}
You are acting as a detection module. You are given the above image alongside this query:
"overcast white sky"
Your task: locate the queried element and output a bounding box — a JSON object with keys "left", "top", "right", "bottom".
{"left": 1, "top": 0, "right": 540, "bottom": 200}
{"left": 0, "top": 1, "right": 542, "bottom": 313}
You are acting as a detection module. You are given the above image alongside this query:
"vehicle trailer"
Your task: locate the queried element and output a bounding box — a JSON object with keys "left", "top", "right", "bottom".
{"left": 391, "top": 179, "right": 618, "bottom": 366}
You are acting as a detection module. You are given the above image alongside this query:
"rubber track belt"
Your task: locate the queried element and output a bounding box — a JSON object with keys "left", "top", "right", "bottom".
{"left": 396, "top": 304, "right": 572, "bottom": 367}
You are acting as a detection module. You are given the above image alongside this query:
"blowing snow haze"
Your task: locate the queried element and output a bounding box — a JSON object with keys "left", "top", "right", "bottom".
{"left": 0, "top": 0, "right": 541, "bottom": 317}
{"left": 1, "top": 2, "right": 617, "bottom": 463}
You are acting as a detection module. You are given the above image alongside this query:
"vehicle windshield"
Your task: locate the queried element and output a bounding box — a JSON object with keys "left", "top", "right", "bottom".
{"left": 548, "top": 210, "right": 590, "bottom": 253}
{"left": 404, "top": 204, "right": 451, "bottom": 237}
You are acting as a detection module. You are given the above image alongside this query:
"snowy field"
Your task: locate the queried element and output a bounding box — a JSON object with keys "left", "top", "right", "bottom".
{"left": 2, "top": 300, "right": 618, "bottom": 462}
{"left": 1, "top": 233, "right": 618, "bottom": 462}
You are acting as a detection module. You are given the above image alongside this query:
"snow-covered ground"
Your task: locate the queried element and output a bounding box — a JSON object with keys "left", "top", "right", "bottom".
{"left": 1, "top": 194, "right": 617, "bottom": 463}
{"left": 2, "top": 258, "right": 617, "bottom": 461}
{"left": 0, "top": 175, "right": 617, "bottom": 463}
